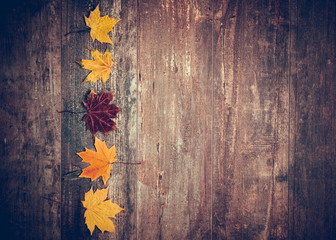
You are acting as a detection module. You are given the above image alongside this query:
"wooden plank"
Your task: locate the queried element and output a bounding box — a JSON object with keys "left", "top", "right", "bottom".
{"left": 61, "top": 1, "right": 94, "bottom": 238}
{"left": 137, "top": 0, "right": 212, "bottom": 239}
{"left": 104, "top": 0, "right": 138, "bottom": 239}
{"left": 61, "top": 0, "right": 137, "bottom": 239}
{"left": 0, "top": 0, "right": 61, "bottom": 239}
{"left": 289, "top": 0, "right": 336, "bottom": 239}
{"left": 212, "top": 0, "right": 290, "bottom": 239}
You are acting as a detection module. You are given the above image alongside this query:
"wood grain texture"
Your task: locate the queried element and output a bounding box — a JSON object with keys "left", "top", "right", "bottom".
{"left": 289, "top": 0, "right": 336, "bottom": 239}
{"left": 213, "top": 0, "right": 290, "bottom": 239}
{"left": 0, "top": 0, "right": 61, "bottom": 239}
{"left": 104, "top": 0, "right": 138, "bottom": 239}
{"left": 137, "top": 0, "right": 212, "bottom": 239}
{"left": 61, "top": 1, "right": 94, "bottom": 238}
{"left": 0, "top": 0, "right": 335, "bottom": 239}
{"left": 61, "top": 0, "right": 137, "bottom": 239}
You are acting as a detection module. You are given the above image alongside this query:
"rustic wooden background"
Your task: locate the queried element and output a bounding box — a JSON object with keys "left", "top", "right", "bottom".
{"left": 0, "top": 0, "right": 335, "bottom": 239}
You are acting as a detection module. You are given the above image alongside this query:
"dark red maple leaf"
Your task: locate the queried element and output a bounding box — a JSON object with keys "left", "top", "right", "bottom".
{"left": 82, "top": 90, "right": 121, "bottom": 135}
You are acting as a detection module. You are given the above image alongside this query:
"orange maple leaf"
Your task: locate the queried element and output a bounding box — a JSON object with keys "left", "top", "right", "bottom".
{"left": 78, "top": 137, "right": 117, "bottom": 184}
{"left": 82, "top": 188, "right": 124, "bottom": 234}
{"left": 85, "top": 5, "right": 120, "bottom": 44}
{"left": 80, "top": 49, "right": 114, "bottom": 83}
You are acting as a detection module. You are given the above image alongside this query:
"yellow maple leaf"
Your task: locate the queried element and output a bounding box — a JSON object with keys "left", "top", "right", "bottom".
{"left": 78, "top": 137, "right": 117, "bottom": 184}
{"left": 85, "top": 5, "right": 120, "bottom": 44}
{"left": 82, "top": 188, "right": 124, "bottom": 234}
{"left": 80, "top": 49, "right": 113, "bottom": 83}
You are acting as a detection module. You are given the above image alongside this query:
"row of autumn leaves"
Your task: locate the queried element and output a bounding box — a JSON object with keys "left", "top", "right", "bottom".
{"left": 73, "top": 5, "right": 124, "bottom": 235}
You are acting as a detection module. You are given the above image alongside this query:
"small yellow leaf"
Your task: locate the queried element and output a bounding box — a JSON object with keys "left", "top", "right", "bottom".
{"left": 82, "top": 188, "right": 124, "bottom": 234}
{"left": 78, "top": 137, "right": 117, "bottom": 184}
{"left": 85, "top": 5, "right": 120, "bottom": 44}
{"left": 80, "top": 49, "right": 113, "bottom": 83}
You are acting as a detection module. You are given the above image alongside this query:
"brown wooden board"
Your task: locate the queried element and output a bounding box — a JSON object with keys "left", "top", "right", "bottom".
{"left": 61, "top": 0, "right": 137, "bottom": 239}
{"left": 213, "top": 0, "right": 290, "bottom": 239}
{"left": 61, "top": 1, "right": 94, "bottom": 238}
{"left": 289, "top": 0, "right": 336, "bottom": 239}
{"left": 137, "top": 0, "right": 212, "bottom": 239}
{"left": 0, "top": 0, "right": 61, "bottom": 239}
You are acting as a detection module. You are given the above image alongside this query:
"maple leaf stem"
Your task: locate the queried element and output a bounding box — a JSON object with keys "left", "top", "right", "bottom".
{"left": 113, "top": 161, "right": 142, "bottom": 165}
{"left": 64, "top": 28, "right": 90, "bottom": 36}
{"left": 57, "top": 110, "right": 86, "bottom": 114}
{"left": 40, "top": 196, "right": 81, "bottom": 209}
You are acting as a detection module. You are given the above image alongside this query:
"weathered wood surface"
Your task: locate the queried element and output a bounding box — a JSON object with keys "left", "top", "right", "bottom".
{"left": 0, "top": 0, "right": 61, "bottom": 239}
{"left": 61, "top": 0, "right": 137, "bottom": 239}
{"left": 289, "top": 0, "right": 336, "bottom": 239}
{"left": 137, "top": 0, "right": 213, "bottom": 239}
{"left": 0, "top": 0, "right": 335, "bottom": 239}
{"left": 213, "top": 0, "right": 290, "bottom": 238}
